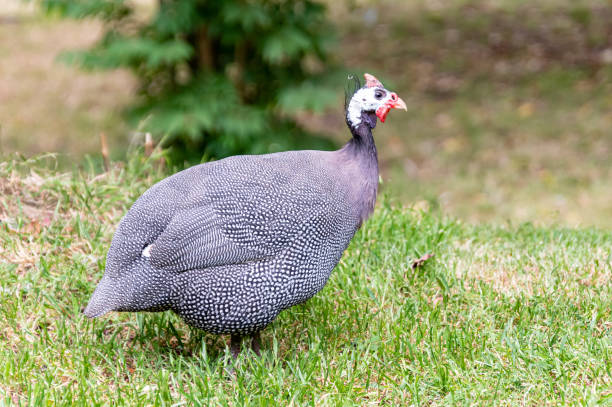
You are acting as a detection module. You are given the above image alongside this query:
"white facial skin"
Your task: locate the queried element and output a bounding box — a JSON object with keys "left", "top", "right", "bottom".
{"left": 346, "top": 87, "right": 391, "bottom": 128}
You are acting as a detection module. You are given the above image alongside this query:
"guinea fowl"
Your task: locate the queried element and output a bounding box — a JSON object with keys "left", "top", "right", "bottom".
{"left": 84, "top": 73, "right": 406, "bottom": 356}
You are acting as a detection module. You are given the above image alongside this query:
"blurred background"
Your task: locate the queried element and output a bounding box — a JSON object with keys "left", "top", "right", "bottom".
{"left": 1, "top": 0, "right": 611, "bottom": 227}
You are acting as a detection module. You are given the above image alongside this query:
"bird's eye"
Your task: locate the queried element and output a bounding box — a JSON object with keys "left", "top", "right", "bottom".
{"left": 374, "top": 90, "right": 385, "bottom": 100}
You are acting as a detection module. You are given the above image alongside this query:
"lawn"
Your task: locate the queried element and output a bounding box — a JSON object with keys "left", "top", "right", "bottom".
{"left": 1, "top": 155, "right": 610, "bottom": 405}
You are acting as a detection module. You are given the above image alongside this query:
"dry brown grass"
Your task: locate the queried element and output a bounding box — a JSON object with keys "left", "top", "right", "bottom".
{"left": 0, "top": 7, "right": 133, "bottom": 157}
{"left": 329, "top": 0, "right": 612, "bottom": 228}
{"left": 451, "top": 237, "right": 611, "bottom": 297}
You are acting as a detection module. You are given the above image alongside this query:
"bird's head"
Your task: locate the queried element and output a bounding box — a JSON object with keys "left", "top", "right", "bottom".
{"left": 345, "top": 73, "right": 407, "bottom": 129}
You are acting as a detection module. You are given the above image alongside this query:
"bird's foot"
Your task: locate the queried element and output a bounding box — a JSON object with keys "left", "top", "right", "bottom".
{"left": 225, "top": 332, "right": 262, "bottom": 377}
{"left": 230, "top": 332, "right": 262, "bottom": 359}
{"left": 251, "top": 331, "right": 262, "bottom": 357}
{"left": 230, "top": 334, "right": 242, "bottom": 360}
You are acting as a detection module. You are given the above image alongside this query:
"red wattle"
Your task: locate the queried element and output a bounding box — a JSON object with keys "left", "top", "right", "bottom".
{"left": 376, "top": 105, "right": 390, "bottom": 122}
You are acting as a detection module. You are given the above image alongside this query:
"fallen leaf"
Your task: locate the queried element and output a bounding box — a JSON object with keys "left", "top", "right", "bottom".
{"left": 411, "top": 253, "right": 435, "bottom": 270}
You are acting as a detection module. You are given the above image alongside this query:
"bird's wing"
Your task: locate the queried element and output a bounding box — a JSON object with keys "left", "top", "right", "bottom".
{"left": 146, "top": 204, "right": 267, "bottom": 272}
{"left": 143, "top": 152, "right": 337, "bottom": 272}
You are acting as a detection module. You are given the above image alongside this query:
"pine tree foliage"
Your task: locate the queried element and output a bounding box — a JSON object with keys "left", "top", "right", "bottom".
{"left": 42, "top": 0, "right": 342, "bottom": 161}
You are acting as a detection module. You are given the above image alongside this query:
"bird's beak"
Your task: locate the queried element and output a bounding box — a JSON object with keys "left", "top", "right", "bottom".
{"left": 391, "top": 96, "right": 407, "bottom": 111}
{"left": 376, "top": 92, "right": 407, "bottom": 122}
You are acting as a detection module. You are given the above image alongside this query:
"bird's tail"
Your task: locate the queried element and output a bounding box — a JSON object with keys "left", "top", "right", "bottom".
{"left": 84, "top": 259, "right": 175, "bottom": 318}
{"left": 83, "top": 274, "right": 117, "bottom": 318}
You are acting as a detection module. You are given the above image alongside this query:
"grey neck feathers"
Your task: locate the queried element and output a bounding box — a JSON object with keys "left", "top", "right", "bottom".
{"left": 344, "top": 111, "right": 378, "bottom": 167}
{"left": 341, "top": 111, "right": 379, "bottom": 224}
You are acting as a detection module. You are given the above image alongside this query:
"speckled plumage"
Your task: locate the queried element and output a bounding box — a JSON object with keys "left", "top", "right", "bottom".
{"left": 84, "top": 74, "right": 404, "bottom": 341}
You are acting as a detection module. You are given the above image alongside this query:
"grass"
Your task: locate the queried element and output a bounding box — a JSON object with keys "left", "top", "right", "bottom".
{"left": 1, "top": 153, "right": 611, "bottom": 406}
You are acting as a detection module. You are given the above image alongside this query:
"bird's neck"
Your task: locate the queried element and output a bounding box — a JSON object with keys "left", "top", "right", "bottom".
{"left": 343, "top": 111, "right": 379, "bottom": 169}
{"left": 339, "top": 111, "right": 379, "bottom": 224}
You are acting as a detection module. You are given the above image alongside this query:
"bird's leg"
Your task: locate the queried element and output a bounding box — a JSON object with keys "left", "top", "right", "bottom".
{"left": 250, "top": 331, "right": 261, "bottom": 356}
{"left": 230, "top": 334, "right": 243, "bottom": 359}
{"left": 229, "top": 332, "right": 261, "bottom": 362}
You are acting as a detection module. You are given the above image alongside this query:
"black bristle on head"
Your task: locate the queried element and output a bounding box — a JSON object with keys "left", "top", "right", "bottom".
{"left": 344, "top": 74, "right": 362, "bottom": 113}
